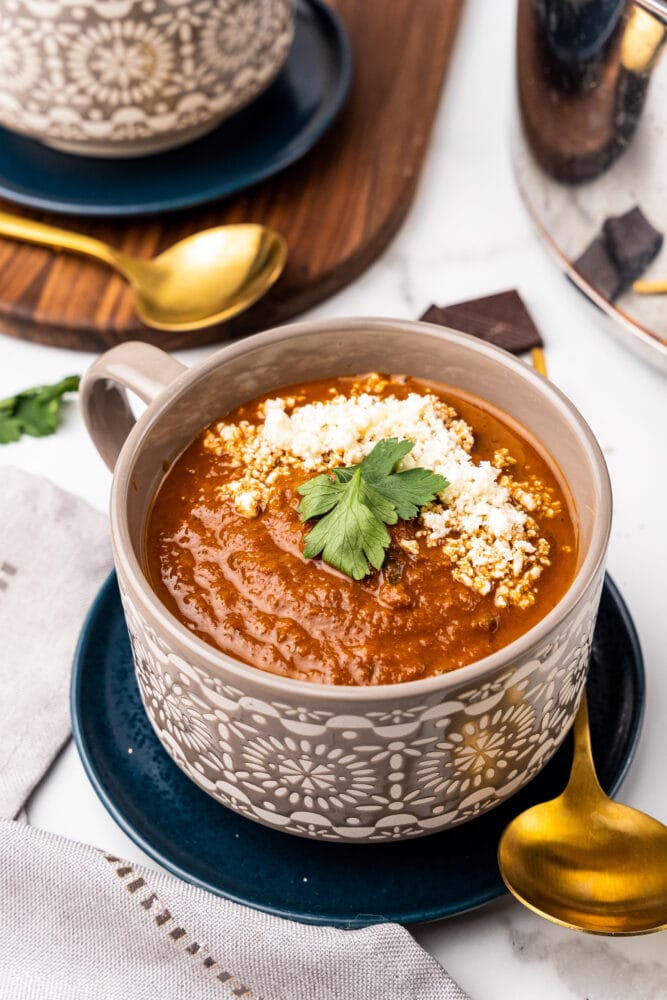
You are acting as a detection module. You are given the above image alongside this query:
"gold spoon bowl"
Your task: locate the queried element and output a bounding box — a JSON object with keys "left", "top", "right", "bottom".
{"left": 498, "top": 695, "right": 667, "bottom": 935}
{"left": 0, "top": 211, "right": 287, "bottom": 332}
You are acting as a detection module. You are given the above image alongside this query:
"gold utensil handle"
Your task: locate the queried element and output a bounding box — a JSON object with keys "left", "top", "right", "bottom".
{"left": 633, "top": 278, "right": 667, "bottom": 293}
{"left": 0, "top": 210, "right": 119, "bottom": 269}
{"left": 565, "top": 694, "right": 604, "bottom": 799}
{"left": 530, "top": 347, "right": 548, "bottom": 375}
{"left": 528, "top": 350, "right": 603, "bottom": 796}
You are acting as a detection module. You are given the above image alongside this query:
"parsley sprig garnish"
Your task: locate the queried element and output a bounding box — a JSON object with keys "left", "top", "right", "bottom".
{"left": 296, "top": 438, "right": 448, "bottom": 580}
{"left": 0, "top": 375, "right": 80, "bottom": 444}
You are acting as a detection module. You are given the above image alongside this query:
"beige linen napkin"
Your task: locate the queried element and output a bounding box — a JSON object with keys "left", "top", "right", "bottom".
{"left": 0, "top": 468, "right": 470, "bottom": 1000}
{"left": 0, "top": 467, "right": 112, "bottom": 819}
{"left": 0, "top": 818, "right": 469, "bottom": 1000}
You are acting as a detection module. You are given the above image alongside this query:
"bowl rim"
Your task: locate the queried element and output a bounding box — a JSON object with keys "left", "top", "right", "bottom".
{"left": 110, "top": 315, "right": 612, "bottom": 702}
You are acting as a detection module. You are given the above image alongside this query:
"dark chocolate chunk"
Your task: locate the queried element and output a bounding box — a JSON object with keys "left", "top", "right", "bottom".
{"left": 420, "top": 305, "right": 449, "bottom": 326}
{"left": 420, "top": 289, "right": 543, "bottom": 355}
{"left": 602, "top": 206, "right": 663, "bottom": 286}
{"left": 572, "top": 235, "right": 623, "bottom": 301}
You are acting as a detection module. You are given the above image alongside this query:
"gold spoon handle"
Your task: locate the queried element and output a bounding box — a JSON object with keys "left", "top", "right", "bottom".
{"left": 530, "top": 347, "right": 548, "bottom": 375}
{"left": 0, "top": 210, "right": 121, "bottom": 271}
{"left": 563, "top": 694, "right": 604, "bottom": 801}
{"left": 633, "top": 278, "right": 667, "bottom": 293}
{"left": 529, "top": 349, "right": 604, "bottom": 802}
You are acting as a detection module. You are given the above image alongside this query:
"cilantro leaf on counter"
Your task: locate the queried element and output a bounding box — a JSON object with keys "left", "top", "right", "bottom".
{"left": 296, "top": 438, "right": 448, "bottom": 580}
{"left": 0, "top": 375, "right": 80, "bottom": 444}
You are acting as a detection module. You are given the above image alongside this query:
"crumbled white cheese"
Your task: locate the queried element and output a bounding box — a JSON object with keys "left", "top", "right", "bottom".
{"left": 203, "top": 378, "right": 556, "bottom": 608}
{"left": 260, "top": 391, "right": 473, "bottom": 470}
{"left": 234, "top": 489, "right": 262, "bottom": 519}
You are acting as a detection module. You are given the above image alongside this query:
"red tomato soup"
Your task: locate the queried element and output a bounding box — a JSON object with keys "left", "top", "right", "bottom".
{"left": 145, "top": 373, "right": 578, "bottom": 685}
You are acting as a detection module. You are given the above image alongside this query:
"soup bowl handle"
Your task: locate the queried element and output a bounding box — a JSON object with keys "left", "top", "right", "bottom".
{"left": 80, "top": 342, "right": 187, "bottom": 472}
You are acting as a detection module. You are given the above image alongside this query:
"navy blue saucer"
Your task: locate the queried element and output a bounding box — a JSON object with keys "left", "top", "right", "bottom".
{"left": 0, "top": 0, "right": 351, "bottom": 217}
{"left": 71, "top": 574, "right": 644, "bottom": 928}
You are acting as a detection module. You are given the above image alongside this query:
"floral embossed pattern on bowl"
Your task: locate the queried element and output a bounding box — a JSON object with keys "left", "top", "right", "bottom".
{"left": 121, "top": 572, "right": 603, "bottom": 841}
{"left": 0, "top": 0, "right": 295, "bottom": 156}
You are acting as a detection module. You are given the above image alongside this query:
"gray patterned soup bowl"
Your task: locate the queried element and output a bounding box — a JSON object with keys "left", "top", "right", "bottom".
{"left": 0, "top": 0, "right": 294, "bottom": 157}
{"left": 80, "top": 318, "right": 611, "bottom": 843}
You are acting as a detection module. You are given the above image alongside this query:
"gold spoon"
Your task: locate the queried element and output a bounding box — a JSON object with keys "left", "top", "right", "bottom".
{"left": 498, "top": 695, "right": 667, "bottom": 934}
{"left": 0, "top": 211, "right": 287, "bottom": 331}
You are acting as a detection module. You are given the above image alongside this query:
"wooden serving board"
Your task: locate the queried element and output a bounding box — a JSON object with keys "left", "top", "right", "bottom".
{"left": 0, "top": 0, "right": 464, "bottom": 352}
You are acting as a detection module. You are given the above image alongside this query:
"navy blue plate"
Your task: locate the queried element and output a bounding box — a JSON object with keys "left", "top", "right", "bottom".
{"left": 0, "top": 0, "right": 351, "bottom": 217}
{"left": 72, "top": 574, "right": 644, "bottom": 928}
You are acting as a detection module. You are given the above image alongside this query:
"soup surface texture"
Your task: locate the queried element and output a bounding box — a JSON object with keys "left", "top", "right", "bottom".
{"left": 146, "top": 374, "right": 577, "bottom": 685}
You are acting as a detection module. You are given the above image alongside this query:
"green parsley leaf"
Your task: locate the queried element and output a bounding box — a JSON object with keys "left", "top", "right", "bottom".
{"left": 356, "top": 437, "right": 448, "bottom": 520}
{"left": 296, "top": 438, "right": 449, "bottom": 580}
{"left": 356, "top": 436, "right": 415, "bottom": 479}
{"left": 302, "top": 468, "right": 391, "bottom": 580}
{"left": 293, "top": 473, "right": 347, "bottom": 520}
{"left": 0, "top": 375, "right": 80, "bottom": 445}
{"left": 0, "top": 417, "right": 22, "bottom": 445}
{"left": 368, "top": 465, "right": 449, "bottom": 520}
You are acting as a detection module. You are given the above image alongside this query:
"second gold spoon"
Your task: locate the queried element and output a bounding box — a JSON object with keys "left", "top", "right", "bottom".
{"left": 498, "top": 693, "right": 667, "bottom": 935}
{"left": 0, "top": 211, "right": 287, "bottom": 332}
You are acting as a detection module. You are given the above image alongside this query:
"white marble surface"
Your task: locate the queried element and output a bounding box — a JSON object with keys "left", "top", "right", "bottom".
{"left": 1, "top": 2, "right": 666, "bottom": 997}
